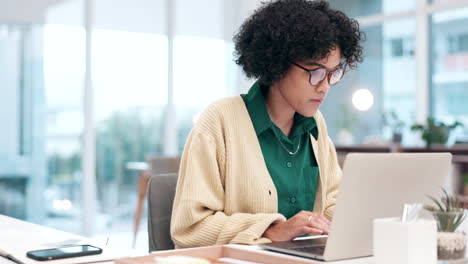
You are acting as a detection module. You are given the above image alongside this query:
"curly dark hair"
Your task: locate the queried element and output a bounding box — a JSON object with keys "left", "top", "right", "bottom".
{"left": 233, "top": 0, "right": 364, "bottom": 87}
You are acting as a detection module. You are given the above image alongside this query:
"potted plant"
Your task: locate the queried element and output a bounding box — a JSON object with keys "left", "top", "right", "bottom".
{"left": 411, "top": 117, "right": 463, "bottom": 148}
{"left": 335, "top": 104, "right": 358, "bottom": 145}
{"left": 424, "top": 188, "right": 467, "bottom": 260}
{"left": 382, "top": 111, "right": 405, "bottom": 144}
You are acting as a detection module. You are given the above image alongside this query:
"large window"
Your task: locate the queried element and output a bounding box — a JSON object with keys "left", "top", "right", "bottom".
{"left": 90, "top": 0, "right": 168, "bottom": 248}
{"left": 320, "top": 18, "right": 416, "bottom": 144}
{"left": 92, "top": 29, "right": 167, "bottom": 243}
{"left": 0, "top": 0, "right": 88, "bottom": 233}
{"left": 173, "top": 36, "right": 233, "bottom": 152}
{"left": 0, "top": 0, "right": 244, "bottom": 248}
{"left": 431, "top": 7, "right": 468, "bottom": 139}
{"left": 0, "top": 23, "right": 46, "bottom": 223}
{"left": 43, "top": 24, "right": 85, "bottom": 233}
{"left": 381, "top": 19, "right": 416, "bottom": 144}
{"left": 328, "top": 0, "right": 468, "bottom": 145}
{"left": 173, "top": 0, "right": 240, "bottom": 153}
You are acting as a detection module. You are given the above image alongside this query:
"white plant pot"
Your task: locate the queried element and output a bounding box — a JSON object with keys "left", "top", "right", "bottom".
{"left": 437, "top": 232, "right": 466, "bottom": 260}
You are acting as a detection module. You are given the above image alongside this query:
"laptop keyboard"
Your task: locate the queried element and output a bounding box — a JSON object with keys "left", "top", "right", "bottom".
{"left": 291, "top": 245, "right": 325, "bottom": 255}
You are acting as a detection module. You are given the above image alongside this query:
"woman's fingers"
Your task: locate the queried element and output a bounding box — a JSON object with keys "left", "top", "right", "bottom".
{"left": 305, "top": 214, "right": 330, "bottom": 233}
{"left": 264, "top": 211, "right": 332, "bottom": 241}
{"left": 302, "top": 226, "right": 324, "bottom": 236}
{"left": 306, "top": 221, "right": 329, "bottom": 234}
{"left": 321, "top": 216, "right": 331, "bottom": 226}
{"left": 300, "top": 211, "right": 330, "bottom": 224}
{"left": 312, "top": 213, "right": 331, "bottom": 225}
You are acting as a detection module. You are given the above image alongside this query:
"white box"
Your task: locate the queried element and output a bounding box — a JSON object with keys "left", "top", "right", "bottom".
{"left": 373, "top": 217, "right": 437, "bottom": 264}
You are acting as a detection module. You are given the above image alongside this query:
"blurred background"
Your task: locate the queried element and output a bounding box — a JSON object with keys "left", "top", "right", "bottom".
{"left": 0, "top": 0, "right": 468, "bottom": 252}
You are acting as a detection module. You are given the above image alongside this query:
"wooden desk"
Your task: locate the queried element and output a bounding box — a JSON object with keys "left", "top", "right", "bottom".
{"left": 3, "top": 216, "right": 452, "bottom": 264}
{"left": 0, "top": 215, "right": 135, "bottom": 264}
{"left": 116, "top": 244, "right": 375, "bottom": 264}
{"left": 0, "top": 214, "right": 375, "bottom": 264}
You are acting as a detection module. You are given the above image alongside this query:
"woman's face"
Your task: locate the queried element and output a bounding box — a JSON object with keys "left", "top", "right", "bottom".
{"left": 274, "top": 47, "right": 342, "bottom": 117}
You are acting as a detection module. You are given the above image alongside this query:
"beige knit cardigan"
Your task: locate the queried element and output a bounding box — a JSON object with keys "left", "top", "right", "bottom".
{"left": 170, "top": 96, "right": 342, "bottom": 249}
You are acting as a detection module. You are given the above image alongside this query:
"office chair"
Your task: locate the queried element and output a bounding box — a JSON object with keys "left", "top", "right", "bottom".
{"left": 133, "top": 156, "right": 180, "bottom": 248}
{"left": 147, "top": 173, "right": 178, "bottom": 252}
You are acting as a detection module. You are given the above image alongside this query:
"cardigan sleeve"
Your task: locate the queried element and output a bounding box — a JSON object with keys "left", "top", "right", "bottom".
{"left": 170, "top": 129, "right": 285, "bottom": 249}
{"left": 322, "top": 136, "right": 342, "bottom": 220}
{"left": 312, "top": 110, "right": 342, "bottom": 221}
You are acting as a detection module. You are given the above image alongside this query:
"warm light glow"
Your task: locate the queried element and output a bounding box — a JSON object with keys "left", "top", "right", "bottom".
{"left": 52, "top": 199, "right": 73, "bottom": 211}
{"left": 62, "top": 199, "right": 73, "bottom": 210}
{"left": 352, "top": 89, "right": 374, "bottom": 111}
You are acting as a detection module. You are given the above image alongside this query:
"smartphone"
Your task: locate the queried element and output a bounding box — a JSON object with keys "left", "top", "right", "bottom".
{"left": 26, "top": 245, "right": 102, "bottom": 261}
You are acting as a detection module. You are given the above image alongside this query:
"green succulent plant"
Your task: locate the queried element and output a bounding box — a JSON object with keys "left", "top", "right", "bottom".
{"left": 424, "top": 188, "right": 466, "bottom": 232}
{"left": 411, "top": 117, "right": 463, "bottom": 148}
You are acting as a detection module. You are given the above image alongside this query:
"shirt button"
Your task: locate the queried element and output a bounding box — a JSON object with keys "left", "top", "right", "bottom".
{"left": 291, "top": 197, "right": 296, "bottom": 203}
{"left": 286, "top": 162, "right": 292, "bottom": 168}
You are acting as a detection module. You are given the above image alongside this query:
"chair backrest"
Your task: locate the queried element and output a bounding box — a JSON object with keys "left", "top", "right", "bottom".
{"left": 146, "top": 156, "right": 181, "bottom": 175}
{"left": 147, "top": 173, "right": 178, "bottom": 252}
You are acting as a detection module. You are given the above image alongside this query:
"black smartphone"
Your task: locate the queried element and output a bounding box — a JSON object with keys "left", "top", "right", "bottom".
{"left": 26, "top": 245, "right": 102, "bottom": 261}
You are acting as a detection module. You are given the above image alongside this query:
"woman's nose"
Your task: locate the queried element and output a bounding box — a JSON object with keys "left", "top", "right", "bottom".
{"left": 316, "top": 78, "right": 330, "bottom": 94}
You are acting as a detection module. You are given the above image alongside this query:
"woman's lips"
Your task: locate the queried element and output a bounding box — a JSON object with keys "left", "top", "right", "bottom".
{"left": 311, "top": 99, "right": 323, "bottom": 103}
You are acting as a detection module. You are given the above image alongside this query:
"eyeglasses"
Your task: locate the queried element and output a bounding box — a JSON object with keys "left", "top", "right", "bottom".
{"left": 292, "top": 62, "right": 345, "bottom": 86}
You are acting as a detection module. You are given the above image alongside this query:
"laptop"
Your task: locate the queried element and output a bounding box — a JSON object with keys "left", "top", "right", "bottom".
{"left": 260, "top": 153, "right": 452, "bottom": 261}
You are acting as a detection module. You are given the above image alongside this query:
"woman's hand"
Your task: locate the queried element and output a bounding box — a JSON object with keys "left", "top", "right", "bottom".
{"left": 263, "top": 211, "right": 331, "bottom": 242}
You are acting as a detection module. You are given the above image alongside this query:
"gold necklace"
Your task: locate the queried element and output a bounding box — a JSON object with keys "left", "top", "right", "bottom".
{"left": 277, "top": 137, "right": 301, "bottom": 155}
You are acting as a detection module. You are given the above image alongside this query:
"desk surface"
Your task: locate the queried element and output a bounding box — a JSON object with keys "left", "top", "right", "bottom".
{"left": 0, "top": 215, "right": 375, "bottom": 264}
{"left": 0, "top": 215, "right": 134, "bottom": 264}
{"left": 0, "top": 215, "right": 373, "bottom": 264}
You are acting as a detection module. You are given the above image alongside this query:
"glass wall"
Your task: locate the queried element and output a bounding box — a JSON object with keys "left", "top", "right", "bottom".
{"left": 381, "top": 19, "right": 416, "bottom": 144}
{"left": 92, "top": 29, "right": 167, "bottom": 242}
{"left": 92, "top": 0, "right": 167, "bottom": 247}
{"left": 0, "top": 0, "right": 294, "bottom": 238}
{"left": 431, "top": 7, "right": 468, "bottom": 143}
{"left": 320, "top": 17, "right": 416, "bottom": 145}
{"left": 0, "top": 0, "right": 246, "bottom": 249}
{"left": 43, "top": 24, "right": 85, "bottom": 232}
{"left": 173, "top": 36, "right": 229, "bottom": 152}
{"left": 0, "top": 23, "right": 46, "bottom": 223}
{"left": 173, "top": 0, "right": 240, "bottom": 153}
{"left": 43, "top": 0, "right": 84, "bottom": 233}
{"left": 0, "top": 0, "right": 86, "bottom": 231}
{"left": 328, "top": 0, "right": 468, "bottom": 145}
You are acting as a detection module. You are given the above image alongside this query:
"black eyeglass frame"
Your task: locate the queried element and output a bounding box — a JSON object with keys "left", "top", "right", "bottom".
{"left": 292, "top": 62, "right": 346, "bottom": 86}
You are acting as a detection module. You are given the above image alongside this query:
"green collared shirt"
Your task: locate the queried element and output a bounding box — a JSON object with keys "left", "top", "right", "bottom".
{"left": 241, "top": 81, "right": 320, "bottom": 219}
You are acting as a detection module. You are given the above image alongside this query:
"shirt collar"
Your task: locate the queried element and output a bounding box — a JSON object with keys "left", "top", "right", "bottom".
{"left": 242, "top": 80, "right": 319, "bottom": 140}
{"left": 242, "top": 81, "right": 272, "bottom": 135}
{"left": 292, "top": 113, "right": 319, "bottom": 140}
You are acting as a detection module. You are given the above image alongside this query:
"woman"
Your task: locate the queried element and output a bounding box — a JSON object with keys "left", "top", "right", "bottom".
{"left": 170, "top": 0, "right": 363, "bottom": 248}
